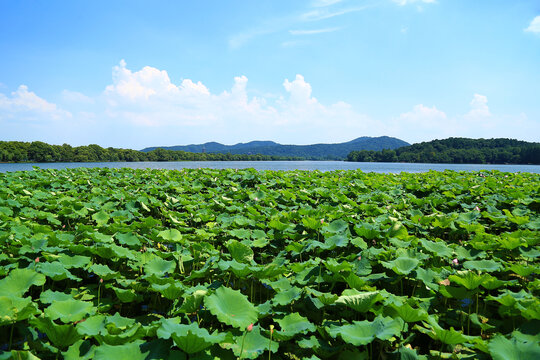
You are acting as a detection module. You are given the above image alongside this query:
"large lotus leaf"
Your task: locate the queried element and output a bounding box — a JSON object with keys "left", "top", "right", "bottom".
{"left": 327, "top": 322, "right": 376, "bottom": 346}
{"left": 386, "top": 222, "right": 408, "bottom": 239}
{"left": 39, "top": 261, "right": 80, "bottom": 281}
{"left": 113, "top": 287, "right": 142, "bottom": 303}
{"left": 76, "top": 315, "right": 107, "bottom": 336}
{"left": 449, "top": 271, "right": 485, "bottom": 290}
{"left": 0, "top": 296, "right": 40, "bottom": 325}
{"left": 272, "top": 286, "right": 302, "bottom": 306}
{"left": 57, "top": 254, "right": 92, "bottom": 269}
{"left": 381, "top": 257, "right": 419, "bottom": 275}
{"left": 488, "top": 334, "right": 540, "bottom": 360}
{"left": 419, "top": 319, "right": 474, "bottom": 345}
{"left": 323, "top": 219, "right": 348, "bottom": 233}
{"left": 274, "top": 313, "right": 316, "bottom": 340}
{"left": 302, "top": 217, "right": 323, "bottom": 230}
{"left": 223, "top": 325, "right": 278, "bottom": 359}
{"left": 204, "top": 286, "right": 258, "bottom": 329}
{"left": 0, "top": 268, "right": 46, "bottom": 297}
{"left": 169, "top": 322, "right": 226, "bottom": 354}
{"left": 92, "top": 210, "right": 110, "bottom": 226}
{"left": 89, "top": 263, "right": 118, "bottom": 280}
{"left": 177, "top": 286, "right": 208, "bottom": 314}
{"left": 63, "top": 340, "right": 95, "bottom": 360}
{"left": 156, "top": 317, "right": 182, "bottom": 339}
{"left": 45, "top": 299, "right": 95, "bottom": 323}
{"left": 144, "top": 256, "right": 176, "bottom": 276}
{"left": 151, "top": 282, "right": 184, "bottom": 300}
{"left": 463, "top": 259, "right": 502, "bottom": 272}
{"left": 226, "top": 240, "right": 254, "bottom": 263}
{"left": 336, "top": 290, "right": 383, "bottom": 313}
{"left": 268, "top": 218, "right": 289, "bottom": 231}
{"left": 388, "top": 303, "right": 428, "bottom": 323}
{"left": 371, "top": 315, "right": 403, "bottom": 340}
{"left": 229, "top": 228, "right": 251, "bottom": 240}
{"left": 323, "top": 234, "right": 349, "bottom": 249}
{"left": 40, "top": 290, "right": 73, "bottom": 304}
{"left": 3, "top": 351, "right": 41, "bottom": 360}
{"left": 157, "top": 229, "right": 183, "bottom": 243}
{"left": 93, "top": 340, "right": 149, "bottom": 360}
{"left": 419, "top": 239, "right": 453, "bottom": 258}
{"left": 116, "top": 232, "right": 141, "bottom": 247}
{"left": 31, "top": 316, "right": 82, "bottom": 349}
{"left": 508, "top": 263, "right": 538, "bottom": 277}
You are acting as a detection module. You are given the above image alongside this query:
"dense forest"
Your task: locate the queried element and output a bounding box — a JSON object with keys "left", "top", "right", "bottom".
{"left": 346, "top": 138, "right": 540, "bottom": 164}
{"left": 0, "top": 141, "right": 302, "bottom": 163}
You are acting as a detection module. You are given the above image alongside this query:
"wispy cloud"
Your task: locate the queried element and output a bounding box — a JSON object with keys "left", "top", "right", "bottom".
{"left": 392, "top": 0, "right": 436, "bottom": 6}
{"left": 311, "top": 0, "right": 343, "bottom": 7}
{"left": 300, "top": 6, "right": 369, "bottom": 22}
{"left": 290, "top": 27, "right": 341, "bottom": 36}
{"left": 524, "top": 16, "right": 540, "bottom": 34}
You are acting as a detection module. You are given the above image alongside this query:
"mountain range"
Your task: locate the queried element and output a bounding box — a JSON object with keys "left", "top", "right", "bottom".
{"left": 141, "top": 136, "right": 410, "bottom": 160}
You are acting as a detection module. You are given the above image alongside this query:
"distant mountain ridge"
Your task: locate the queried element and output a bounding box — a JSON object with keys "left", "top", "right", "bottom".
{"left": 141, "top": 136, "right": 410, "bottom": 160}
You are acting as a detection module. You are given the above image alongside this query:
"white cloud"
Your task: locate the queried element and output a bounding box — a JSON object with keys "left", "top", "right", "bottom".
{"left": 0, "top": 85, "right": 71, "bottom": 121}
{"left": 61, "top": 90, "right": 94, "bottom": 104}
{"left": 398, "top": 104, "right": 447, "bottom": 124}
{"left": 393, "top": 0, "right": 436, "bottom": 6}
{"left": 290, "top": 27, "right": 341, "bottom": 35}
{"left": 300, "top": 7, "right": 368, "bottom": 22}
{"left": 311, "top": 0, "right": 343, "bottom": 7}
{"left": 465, "top": 93, "right": 491, "bottom": 119}
{"left": 524, "top": 16, "right": 540, "bottom": 33}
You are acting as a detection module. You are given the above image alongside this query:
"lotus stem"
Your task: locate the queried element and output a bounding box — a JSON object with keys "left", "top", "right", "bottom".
{"left": 239, "top": 331, "right": 248, "bottom": 359}
{"left": 8, "top": 322, "right": 14, "bottom": 351}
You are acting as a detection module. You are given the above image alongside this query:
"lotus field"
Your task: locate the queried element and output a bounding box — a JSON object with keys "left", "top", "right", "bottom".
{"left": 0, "top": 168, "right": 539, "bottom": 359}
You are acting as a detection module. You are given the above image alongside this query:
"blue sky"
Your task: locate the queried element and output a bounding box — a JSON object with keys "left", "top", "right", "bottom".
{"left": 1, "top": 0, "right": 539, "bottom": 149}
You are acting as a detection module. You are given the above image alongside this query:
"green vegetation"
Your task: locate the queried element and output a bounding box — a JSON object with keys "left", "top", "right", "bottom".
{"left": 0, "top": 168, "right": 539, "bottom": 359}
{"left": 0, "top": 141, "right": 302, "bottom": 163}
{"left": 347, "top": 138, "right": 540, "bottom": 164}
{"left": 141, "top": 136, "right": 410, "bottom": 160}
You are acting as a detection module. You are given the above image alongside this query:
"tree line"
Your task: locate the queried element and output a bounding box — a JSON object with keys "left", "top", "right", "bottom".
{"left": 0, "top": 141, "right": 303, "bottom": 163}
{"left": 346, "top": 138, "right": 540, "bottom": 164}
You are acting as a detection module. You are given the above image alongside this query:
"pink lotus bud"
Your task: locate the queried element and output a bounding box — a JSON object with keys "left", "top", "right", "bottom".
{"left": 474, "top": 206, "right": 480, "bottom": 211}
{"left": 247, "top": 323, "right": 253, "bottom": 332}
{"left": 35, "top": 257, "right": 40, "bottom": 263}
{"left": 99, "top": 278, "right": 104, "bottom": 284}
{"left": 357, "top": 256, "right": 362, "bottom": 261}
{"left": 452, "top": 258, "right": 459, "bottom": 266}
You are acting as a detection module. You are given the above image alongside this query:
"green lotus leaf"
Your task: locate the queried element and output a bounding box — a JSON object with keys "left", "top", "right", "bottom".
{"left": 151, "top": 282, "right": 184, "bottom": 300}
{"left": 381, "top": 257, "right": 419, "bottom": 275}
{"left": 388, "top": 302, "right": 429, "bottom": 323}
{"left": 302, "top": 217, "right": 323, "bottom": 230}
{"left": 223, "top": 325, "right": 278, "bottom": 359}
{"left": 488, "top": 334, "right": 540, "bottom": 360}
{"left": 93, "top": 340, "right": 149, "bottom": 360}
{"left": 169, "top": 322, "right": 226, "bottom": 354}
{"left": 0, "top": 268, "right": 46, "bottom": 297}
{"left": 0, "top": 296, "right": 40, "bottom": 325}
{"left": 116, "top": 232, "right": 141, "bottom": 247}
{"left": 92, "top": 210, "right": 110, "bottom": 226}
{"left": 323, "top": 234, "right": 349, "bottom": 249}
{"left": 39, "top": 261, "right": 80, "bottom": 281}
{"left": 144, "top": 256, "right": 176, "bottom": 276}
{"left": 31, "top": 316, "right": 82, "bottom": 349}
{"left": 337, "top": 350, "right": 368, "bottom": 360}
{"left": 63, "top": 340, "right": 95, "bottom": 360}
{"left": 204, "top": 286, "right": 258, "bottom": 329}
{"left": 89, "top": 263, "right": 118, "bottom": 280}
{"left": 229, "top": 228, "right": 251, "bottom": 240}
{"left": 418, "top": 318, "right": 474, "bottom": 345}
{"left": 463, "top": 259, "right": 502, "bottom": 272}
{"left": 275, "top": 313, "right": 316, "bottom": 340}
{"left": 419, "top": 238, "right": 453, "bottom": 258}
{"left": 449, "top": 271, "right": 485, "bottom": 290}
{"left": 57, "top": 254, "right": 92, "bottom": 269}
{"left": 386, "top": 222, "right": 408, "bottom": 239}
{"left": 2, "top": 351, "right": 41, "bottom": 360}
{"left": 176, "top": 286, "right": 208, "bottom": 314}
{"left": 371, "top": 315, "right": 403, "bottom": 340}
{"left": 76, "top": 315, "right": 107, "bottom": 336}
{"left": 336, "top": 290, "right": 383, "bottom": 312}
{"left": 323, "top": 219, "right": 349, "bottom": 233}
{"left": 112, "top": 287, "right": 142, "bottom": 303}
{"left": 226, "top": 239, "right": 254, "bottom": 263}
{"left": 157, "top": 229, "right": 183, "bottom": 242}
{"left": 45, "top": 299, "right": 95, "bottom": 323}
{"left": 268, "top": 218, "right": 289, "bottom": 231}
{"left": 327, "top": 321, "right": 375, "bottom": 346}
{"left": 508, "top": 263, "right": 538, "bottom": 277}
{"left": 40, "top": 290, "right": 73, "bottom": 304}
{"left": 272, "top": 286, "right": 302, "bottom": 306}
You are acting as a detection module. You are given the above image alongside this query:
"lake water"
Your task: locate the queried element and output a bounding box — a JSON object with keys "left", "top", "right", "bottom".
{"left": 1, "top": 161, "right": 539, "bottom": 173}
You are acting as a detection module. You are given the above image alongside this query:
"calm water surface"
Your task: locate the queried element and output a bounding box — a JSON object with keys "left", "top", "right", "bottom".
{"left": 1, "top": 161, "right": 539, "bottom": 173}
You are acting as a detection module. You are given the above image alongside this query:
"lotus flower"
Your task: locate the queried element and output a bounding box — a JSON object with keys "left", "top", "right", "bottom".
{"left": 247, "top": 323, "right": 253, "bottom": 332}
{"left": 35, "top": 257, "right": 40, "bottom": 263}
{"left": 452, "top": 258, "right": 459, "bottom": 266}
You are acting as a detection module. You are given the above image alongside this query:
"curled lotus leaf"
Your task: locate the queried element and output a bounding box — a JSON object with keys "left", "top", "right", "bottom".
{"left": 223, "top": 325, "right": 278, "bottom": 359}
{"left": 381, "top": 257, "right": 419, "bottom": 276}
{"left": 44, "top": 299, "right": 95, "bottom": 323}
{"left": 463, "top": 259, "right": 502, "bottom": 272}
{"left": 204, "top": 286, "right": 258, "bottom": 329}
{"left": 144, "top": 256, "right": 176, "bottom": 276}
{"left": 168, "top": 322, "right": 226, "bottom": 354}
{"left": 0, "top": 268, "right": 46, "bottom": 298}
{"left": 336, "top": 290, "right": 383, "bottom": 313}
{"left": 274, "top": 312, "right": 316, "bottom": 340}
